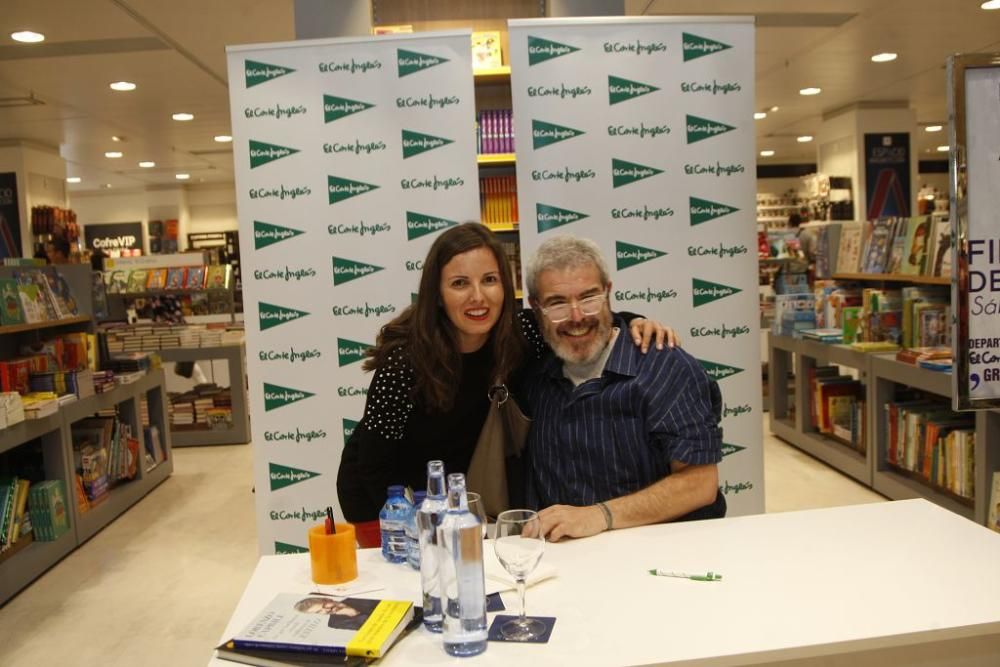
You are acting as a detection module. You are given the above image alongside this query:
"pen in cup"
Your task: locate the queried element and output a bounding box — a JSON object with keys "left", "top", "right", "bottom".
{"left": 648, "top": 569, "right": 722, "bottom": 582}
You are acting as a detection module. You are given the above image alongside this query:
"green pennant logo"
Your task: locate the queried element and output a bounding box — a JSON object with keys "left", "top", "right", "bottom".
{"left": 274, "top": 541, "right": 309, "bottom": 555}
{"left": 532, "top": 119, "right": 585, "bottom": 149}
{"left": 398, "top": 48, "right": 448, "bottom": 77}
{"left": 536, "top": 203, "right": 588, "bottom": 233}
{"left": 264, "top": 383, "right": 314, "bottom": 411}
{"left": 721, "top": 443, "right": 747, "bottom": 458}
{"left": 323, "top": 94, "right": 375, "bottom": 122}
{"left": 406, "top": 211, "right": 458, "bottom": 240}
{"left": 343, "top": 418, "right": 359, "bottom": 442}
{"left": 332, "top": 257, "right": 383, "bottom": 285}
{"left": 269, "top": 462, "right": 321, "bottom": 491}
{"left": 612, "top": 158, "right": 664, "bottom": 188}
{"left": 616, "top": 241, "right": 667, "bottom": 270}
{"left": 245, "top": 59, "right": 295, "bottom": 88}
{"left": 682, "top": 33, "right": 732, "bottom": 62}
{"left": 328, "top": 175, "right": 379, "bottom": 204}
{"left": 686, "top": 114, "right": 736, "bottom": 144}
{"left": 249, "top": 140, "right": 299, "bottom": 169}
{"left": 259, "top": 302, "right": 309, "bottom": 331}
{"left": 690, "top": 197, "right": 739, "bottom": 226}
{"left": 698, "top": 360, "right": 744, "bottom": 381}
{"left": 608, "top": 75, "right": 660, "bottom": 105}
{"left": 692, "top": 278, "right": 742, "bottom": 307}
{"left": 527, "top": 35, "right": 581, "bottom": 66}
{"left": 254, "top": 221, "right": 304, "bottom": 250}
{"left": 338, "top": 338, "right": 373, "bottom": 367}
{"left": 401, "top": 129, "right": 454, "bottom": 159}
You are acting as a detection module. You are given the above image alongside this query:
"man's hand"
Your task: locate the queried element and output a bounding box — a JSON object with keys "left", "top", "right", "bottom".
{"left": 537, "top": 504, "right": 606, "bottom": 542}
{"left": 628, "top": 318, "right": 681, "bottom": 353}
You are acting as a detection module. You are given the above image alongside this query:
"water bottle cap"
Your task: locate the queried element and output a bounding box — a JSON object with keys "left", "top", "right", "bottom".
{"left": 413, "top": 490, "right": 427, "bottom": 502}
{"left": 387, "top": 484, "right": 404, "bottom": 495}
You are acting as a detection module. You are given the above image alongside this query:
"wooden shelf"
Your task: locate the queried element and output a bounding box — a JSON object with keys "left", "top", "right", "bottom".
{"left": 484, "top": 222, "right": 518, "bottom": 232}
{"left": 0, "top": 315, "right": 91, "bottom": 335}
{"left": 831, "top": 273, "right": 950, "bottom": 285}
{"left": 477, "top": 153, "right": 515, "bottom": 166}
{"left": 474, "top": 65, "right": 510, "bottom": 83}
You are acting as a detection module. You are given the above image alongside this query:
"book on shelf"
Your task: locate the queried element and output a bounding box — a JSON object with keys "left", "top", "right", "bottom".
{"left": 899, "top": 216, "right": 932, "bottom": 275}
{"left": 835, "top": 221, "right": 864, "bottom": 274}
{"left": 126, "top": 269, "right": 148, "bottom": 293}
{"left": 927, "top": 216, "right": 952, "bottom": 277}
{"left": 27, "top": 480, "right": 70, "bottom": 542}
{"left": 108, "top": 270, "right": 129, "bottom": 294}
{"left": 0, "top": 278, "right": 25, "bottom": 326}
{"left": 895, "top": 346, "right": 952, "bottom": 365}
{"left": 146, "top": 268, "right": 168, "bottom": 290}
{"left": 165, "top": 267, "right": 186, "bottom": 290}
{"left": 885, "top": 399, "right": 975, "bottom": 497}
{"left": 859, "top": 218, "right": 898, "bottom": 273}
{"left": 471, "top": 30, "right": 502, "bottom": 70}
{"left": 40, "top": 267, "right": 79, "bottom": 318}
{"left": 185, "top": 266, "right": 206, "bottom": 290}
{"left": 219, "top": 594, "right": 414, "bottom": 661}
{"left": 989, "top": 472, "right": 1000, "bottom": 534}
{"left": 799, "top": 328, "right": 844, "bottom": 343}
{"left": 205, "top": 264, "right": 231, "bottom": 290}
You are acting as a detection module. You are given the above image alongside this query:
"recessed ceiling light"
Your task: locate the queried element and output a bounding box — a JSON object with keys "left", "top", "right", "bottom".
{"left": 925, "top": 125, "right": 943, "bottom": 132}
{"left": 109, "top": 81, "right": 136, "bottom": 91}
{"left": 760, "top": 150, "right": 775, "bottom": 157}
{"left": 11, "top": 31, "right": 45, "bottom": 43}
{"left": 871, "top": 52, "right": 897, "bottom": 63}
{"left": 103, "top": 184, "right": 112, "bottom": 189}
{"left": 139, "top": 161, "right": 155, "bottom": 168}
{"left": 770, "top": 106, "right": 779, "bottom": 112}
{"left": 105, "top": 151, "right": 123, "bottom": 158}
{"left": 214, "top": 135, "right": 233, "bottom": 143}
{"left": 175, "top": 173, "right": 190, "bottom": 180}
{"left": 172, "top": 112, "right": 194, "bottom": 121}
{"left": 982, "top": 1, "right": 1000, "bottom": 9}
{"left": 797, "top": 136, "right": 814, "bottom": 143}
{"left": 937, "top": 145, "right": 950, "bottom": 152}
{"left": 799, "top": 87, "right": 822, "bottom": 96}
{"left": 754, "top": 112, "right": 767, "bottom": 120}
{"left": 66, "top": 177, "right": 81, "bottom": 184}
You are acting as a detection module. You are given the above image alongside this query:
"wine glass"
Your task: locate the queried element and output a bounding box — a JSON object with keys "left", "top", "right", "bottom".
{"left": 493, "top": 509, "right": 546, "bottom": 641}
{"left": 466, "top": 492, "right": 488, "bottom": 539}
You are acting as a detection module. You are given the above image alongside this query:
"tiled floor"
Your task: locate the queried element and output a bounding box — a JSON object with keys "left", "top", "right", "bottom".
{"left": 0, "top": 418, "right": 885, "bottom": 666}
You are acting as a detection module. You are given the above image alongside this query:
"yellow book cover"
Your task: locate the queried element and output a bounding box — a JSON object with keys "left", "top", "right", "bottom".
{"left": 471, "top": 31, "right": 502, "bottom": 70}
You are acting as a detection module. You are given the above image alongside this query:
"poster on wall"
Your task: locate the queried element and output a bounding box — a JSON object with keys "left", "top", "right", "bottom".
{"left": 508, "top": 16, "right": 762, "bottom": 515}
{"left": 83, "top": 221, "right": 144, "bottom": 254}
{"left": 864, "top": 132, "right": 911, "bottom": 219}
{"left": 949, "top": 55, "right": 1000, "bottom": 409}
{"left": 227, "top": 31, "right": 480, "bottom": 554}
{"left": 0, "top": 172, "right": 21, "bottom": 258}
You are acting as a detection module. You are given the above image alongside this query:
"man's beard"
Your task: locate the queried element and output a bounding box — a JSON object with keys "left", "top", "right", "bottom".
{"left": 543, "top": 310, "right": 613, "bottom": 365}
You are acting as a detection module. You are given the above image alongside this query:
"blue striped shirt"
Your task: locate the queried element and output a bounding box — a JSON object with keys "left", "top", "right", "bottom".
{"left": 523, "top": 316, "right": 723, "bottom": 509}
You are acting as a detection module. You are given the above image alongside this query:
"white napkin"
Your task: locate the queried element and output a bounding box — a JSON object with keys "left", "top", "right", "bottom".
{"left": 482, "top": 544, "right": 557, "bottom": 594}
{"left": 312, "top": 570, "right": 385, "bottom": 598}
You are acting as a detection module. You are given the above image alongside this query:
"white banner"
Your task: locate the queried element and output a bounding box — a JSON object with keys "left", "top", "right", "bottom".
{"left": 508, "top": 17, "right": 763, "bottom": 515}
{"left": 226, "top": 31, "right": 480, "bottom": 554}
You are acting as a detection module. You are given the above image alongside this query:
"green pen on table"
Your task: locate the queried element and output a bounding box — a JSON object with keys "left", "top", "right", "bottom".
{"left": 648, "top": 569, "right": 722, "bottom": 582}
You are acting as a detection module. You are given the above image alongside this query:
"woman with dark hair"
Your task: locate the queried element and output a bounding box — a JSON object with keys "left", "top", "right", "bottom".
{"left": 336, "top": 223, "right": 675, "bottom": 545}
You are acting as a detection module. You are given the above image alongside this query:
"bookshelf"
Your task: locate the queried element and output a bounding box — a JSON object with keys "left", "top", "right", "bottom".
{"left": 477, "top": 153, "right": 515, "bottom": 166}
{"left": 832, "top": 273, "right": 951, "bottom": 286}
{"left": 0, "top": 315, "right": 92, "bottom": 336}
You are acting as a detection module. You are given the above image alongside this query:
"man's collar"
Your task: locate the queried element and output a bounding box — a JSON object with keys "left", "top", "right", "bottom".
{"left": 541, "top": 314, "right": 640, "bottom": 379}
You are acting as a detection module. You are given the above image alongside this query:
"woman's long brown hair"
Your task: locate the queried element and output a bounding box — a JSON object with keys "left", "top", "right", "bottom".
{"left": 363, "top": 223, "right": 526, "bottom": 413}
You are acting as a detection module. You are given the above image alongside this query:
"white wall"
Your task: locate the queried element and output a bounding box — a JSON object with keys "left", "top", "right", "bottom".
{"left": 187, "top": 184, "right": 238, "bottom": 235}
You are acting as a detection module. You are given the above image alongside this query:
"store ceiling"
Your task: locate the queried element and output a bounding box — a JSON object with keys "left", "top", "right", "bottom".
{"left": 1, "top": 0, "right": 998, "bottom": 194}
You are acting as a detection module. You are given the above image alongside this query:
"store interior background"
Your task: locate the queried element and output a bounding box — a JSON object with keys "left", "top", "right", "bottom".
{"left": 2, "top": 0, "right": 1000, "bottom": 665}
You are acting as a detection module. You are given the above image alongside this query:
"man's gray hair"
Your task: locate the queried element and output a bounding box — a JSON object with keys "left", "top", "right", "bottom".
{"left": 526, "top": 235, "right": 611, "bottom": 298}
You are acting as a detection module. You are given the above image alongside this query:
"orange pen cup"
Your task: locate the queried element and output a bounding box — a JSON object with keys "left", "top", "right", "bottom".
{"left": 308, "top": 522, "right": 358, "bottom": 584}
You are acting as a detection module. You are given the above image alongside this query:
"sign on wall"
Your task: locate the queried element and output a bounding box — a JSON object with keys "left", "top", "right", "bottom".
{"left": 227, "top": 31, "right": 480, "bottom": 554}
{"left": 83, "top": 221, "right": 144, "bottom": 253}
{"left": 0, "top": 173, "right": 22, "bottom": 258}
{"left": 508, "top": 16, "right": 763, "bottom": 515}
{"left": 864, "top": 132, "right": 911, "bottom": 219}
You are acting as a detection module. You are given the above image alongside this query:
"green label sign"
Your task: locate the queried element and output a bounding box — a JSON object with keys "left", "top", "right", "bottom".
{"left": 686, "top": 114, "right": 736, "bottom": 144}
{"left": 406, "top": 211, "right": 458, "bottom": 240}
{"left": 398, "top": 48, "right": 448, "bottom": 77}
{"left": 343, "top": 418, "right": 359, "bottom": 442}
{"left": 683, "top": 33, "right": 732, "bottom": 62}
{"left": 338, "top": 338, "right": 373, "bottom": 367}
{"left": 690, "top": 324, "right": 752, "bottom": 340}
{"left": 532, "top": 119, "right": 585, "bottom": 149}
{"left": 613, "top": 287, "right": 678, "bottom": 303}
{"left": 245, "top": 59, "right": 295, "bottom": 87}
{"left": 259, "top": 302, "right": 309, "bottom": 331}
{"left": 698, "top": 360, "right": 744, "bottom": 381}
{"left": 332, "top": 257, "right": 383, "bottom": 285}
{"left": 607, "top": 123, "right": 670, "bottom": 140}
{"left": 612, "top": 158, "right": 664, "bottom": 188}
{"left": 608, "top": 75, "right": 660, "bottom": 105}
{"left": 254, "top": 221, "right": 304, "bottom": 250}
{"left": 269, "top": 462, "right": 321, "bottom": 491}
{"left": 690, "top": 197, "right": 739, "bottom": 226}
{"left": 323, "top": 94, "right": 375, "bottom": 123}
{"left": 721, "top": 443, "right": 747, "bottom": 458}
{"left": 274, "top": 541, "right": 309, "bottom": 555}
{"left": 263, "top": 383, "right": 314, "bottom": 411}
{"left": 318, "top": 58, "right": 382, "bottom": 74}
{"left": 616, "top": 241, "right": 667, "bottom": 270}
{"left": 401, "top": 129, "right": 454, "bottom": 158}
{"left": 692, "top": 278, "right": 742, "bottom": 307}
{"left": 528, "top": 35, "right": 581, "bottom": 65}
{"left": 611, "top": 206, "right": 674, "bottom": 222}
{"left": 536, "top": 203, "right": 589, "bottom": 232}
{"left": 249, "top": 140, "right": 299, "bottom": 169}
{"left": 264, "top": 428, "right": 328, "bottom": 444}
{"left": 328, "top": 176, "right": 379, "bottom": 204}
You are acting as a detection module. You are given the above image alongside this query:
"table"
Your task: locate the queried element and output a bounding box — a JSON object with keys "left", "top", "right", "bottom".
{"left": 210, "top": 500, "right": 1000, "bottom": 666}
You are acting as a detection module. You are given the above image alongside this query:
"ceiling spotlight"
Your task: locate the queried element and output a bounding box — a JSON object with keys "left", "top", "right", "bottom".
{"left": 102, "top": 184, "right": 112, "bottom": 189}
{"left": 871, "top": 52, "right": 897, "bottom": 63}
{"left": 760, "top": 150, "right": 775, "bottom": 157}
{"left": 925, "top": 125, "right": 943, "bottom": 132}
{"left": 797, "top": 136, "right": 814, "bottom": 143}
{"left": 139, "top": 161, "right": 156, "bottom": 168}
{"left": 982, "top": 1, "right": 1000, "bottom": 9}
{"left": 799, "top": 87, "right": 822, "bottom": 96}
{"left": 754, "top": 112, "right": 767, "bottom": 120}
{"left": 214, "top": 135, "right": 233, "bottom": 143}
{"left": 105, "top": 151, "right": 123, "bottom": 158}
{"left": 175, "top": 173, "right": 190, "bottom": 180}
{"left": 172, "top": 112, "right": 194, "bottom": 121}
{"left": 110, "top": 81, "right": 136, "bottom": 91}
{"left": 769, "top": 106, "right": 779, "bottom": 112}
{"left": 936, "top": 145, "right": 950, "bottom": 152}
{"left": 66, "top": 177, "right": 81, "bottom": 184}
{"left": 11, "top": 31, "right": 45, "bottom": 43}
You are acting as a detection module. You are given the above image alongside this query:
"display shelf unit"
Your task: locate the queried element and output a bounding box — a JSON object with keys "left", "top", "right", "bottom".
{"left": 0, "top": 369, "right": 173, "bottom": 605}
{"left": 0, "top": 315, "right": 92, "bottom": 336}
{"left": 158, "top": 343, "right": 250, "bottom": 446}
{"left": 831, "top": 273, "right": 951, "bottom": 286}
{"left": 477, "top": 153, "right": 515, "bottom": 166}
{"left": 103, "top": 284, "right": 237, "bottom": 322}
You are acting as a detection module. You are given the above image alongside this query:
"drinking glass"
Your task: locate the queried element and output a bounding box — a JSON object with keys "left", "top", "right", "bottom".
{"left": 466, "top": 492, "right": 488, "bottom": 539}
{"left": 493, "top": 509, "right": 546, "bottom": 641}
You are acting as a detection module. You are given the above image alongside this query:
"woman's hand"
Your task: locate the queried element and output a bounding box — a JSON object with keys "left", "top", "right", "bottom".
{"left": 628, "top": 318, "right": 681, "bottom": 353}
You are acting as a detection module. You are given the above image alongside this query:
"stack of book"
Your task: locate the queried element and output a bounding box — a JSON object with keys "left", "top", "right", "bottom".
{"left": 21, "top": 392, "right": 59, "bottom": 419}
{"left": 106, "top": 352, "right": 158, "bottom": 374}
{"left": 885, "top": 399, "right": 975, "bottom": 498}
{"left": 477, "top": 109, "right": 514, "bottom": 154}
{"left": 170, "top": 399, "right": 195, "bottom": 427}
{"left": 772, "top": 293, "right": 816, "bottom": 337}
{"left": 833, "top": 215, "right": 951, "bottom": 277}
{"left": 809, "top": 367, "right": 866, "bottom": 453}
{"left": 28, "top": 368, "right": 95, "bottom": 399}
{"left": 480, "top": 175, "right": 518, "bottom": 227}
{"left": 0, "top": 392, "right": 25, "bottom": 429}
{"left": 92, "top": 370, "right": 116, "bottom": 394}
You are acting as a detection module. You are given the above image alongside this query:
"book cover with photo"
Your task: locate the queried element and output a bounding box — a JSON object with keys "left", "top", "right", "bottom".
{"left": 899, "top": 216, "right": 932, "bottom": 275}
{"left": 184, "top": 266, "right": 206, "bottom": 290}
{"left": 929, "top": 217, "right": 952, "bottom": 277}
{"left": 165, "top": 267, "right": 186, "bottom": 290}
{"left": 126, "top": 270, "right": 148, "bottom": 293}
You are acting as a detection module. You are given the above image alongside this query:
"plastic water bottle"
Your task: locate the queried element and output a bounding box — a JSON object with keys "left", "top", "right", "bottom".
{"left": 417, "top": 461, "right": 448, "bottom": 631}
{"left": 379, "top": 485, "right": 411, "bottom": 563}
{"left": 438, "top": 473, "right": 487, "bottom": 656}
{"left": 405, "top": 490, "right": 426, "bottom": 570}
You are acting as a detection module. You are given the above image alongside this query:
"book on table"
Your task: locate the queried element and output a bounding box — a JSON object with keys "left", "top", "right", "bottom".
{"left": 218, "top": 594, "right": 414, "bottom": 662}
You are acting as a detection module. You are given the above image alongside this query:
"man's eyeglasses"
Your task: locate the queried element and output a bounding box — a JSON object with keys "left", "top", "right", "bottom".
{"left": 540, "top": 293, "right": 606, "bottom": 323}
